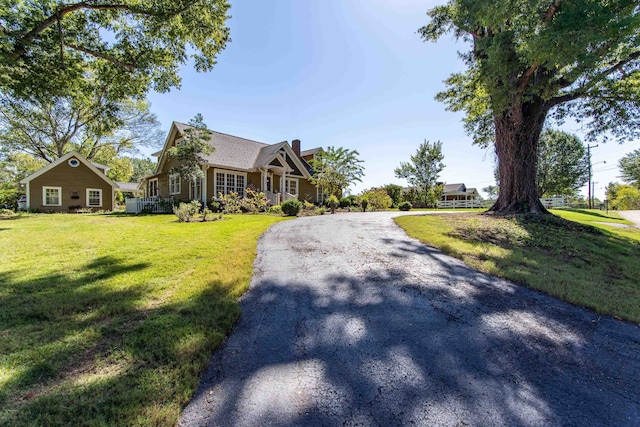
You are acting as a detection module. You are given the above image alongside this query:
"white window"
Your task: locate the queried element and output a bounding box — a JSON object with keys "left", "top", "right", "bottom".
{"left": 190, "top": 178, "right": 202, "bottom": 200}
{"left": 236, "top": 175, "right": 245, "bottom": 195}
{"left": 285, "top": 178, "right": 298, "bottom": 195}
{"left": 214, "top": 170, "right": 247, "bottom": 197}
{"left": 86, "top": 188, "right": 102, "bottom": 207}
{"left": 43, "top": 186, "right": 62, "bottom": 206}
{"left": 169, "top": 174, "right": 181, "bottom": 195}
{"left": 148, "top": 179, "right": 158, "bottom": 197}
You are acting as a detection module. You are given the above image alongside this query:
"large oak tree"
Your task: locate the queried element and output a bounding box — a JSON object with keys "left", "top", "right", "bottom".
{"left": 1, "top": 0, "right": 230, "bottom": 99}
{"left": 420, "top": 1, "right": 640, "bottom": 213}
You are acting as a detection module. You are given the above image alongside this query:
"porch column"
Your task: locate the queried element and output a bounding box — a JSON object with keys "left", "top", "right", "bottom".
{"left": 261, "top": 168, "right": 267, "bottom": 192}
{"left": 202, "top": 165, "right": 209, "bottom": 202}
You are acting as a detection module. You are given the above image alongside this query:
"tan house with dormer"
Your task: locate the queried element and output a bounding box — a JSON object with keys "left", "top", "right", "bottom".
{"left": 139, "top": 122, "right": 323, "bottom": 206}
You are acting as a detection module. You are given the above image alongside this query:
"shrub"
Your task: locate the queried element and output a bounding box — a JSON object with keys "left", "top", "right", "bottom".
{"left": 303, "top": 200, "right": 315, "bottom": 211}
{"left": 398, "top": 201, "right": 412, "bottom": 211}
{"left": 0, "top": 208, "right": 15, "bottom": 216}
{"left": 339, "top": 197, "right": 351, "bottom": 208}
{"left": 241, "top": 189, "right": 268, "bottom": 213}
{"left": 281, "top": 199, "right": 302, "bottom": 216}
{"left": 173, "top": 200, "right": 201, "bottom": 222}
{"left": 268, "top": 205, "right": 283, "bottom": 215}
{"left": 326, "top": 195, "right": 339, "bottom": 213}
{"left": 360, "top": 188, "right": 392, "bottom": 211}
{"left": 360, "top": 197, "right": 369, "bottom": 212}
{"left": 218, "top": 192, "right": 242, "bottom": 214}
{"left": 315, "top": 207, "right": 327, "bottom": 215}
{"left": 383, "top": 184, "right": 404, "bottom": 207}
{"left": 208, "top": 200, "right": 222, "bottom": 213}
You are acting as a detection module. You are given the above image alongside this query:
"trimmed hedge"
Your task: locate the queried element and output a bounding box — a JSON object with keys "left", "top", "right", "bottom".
{"left": 398, "top": 201, "right": 412, "bottom": 211}
{"left": 281, "top": 199, "right": 302, "bottom": 216}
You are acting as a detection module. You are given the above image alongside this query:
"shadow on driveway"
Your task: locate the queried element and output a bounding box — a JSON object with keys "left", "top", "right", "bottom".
{"left": 180, "top": 214, "right": 640, "bottom": 426}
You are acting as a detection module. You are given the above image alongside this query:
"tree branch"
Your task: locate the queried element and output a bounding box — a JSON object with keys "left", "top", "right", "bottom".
{"left": 543, "top": 0, "right": 561, "bottom": 24}
{"left": 516, "top": 1, "right": 562, "bottom": 92}
{"left": 10, "top": 2, "right": 134, "bottom": 60}
{"left": 65, "top": 43, "right": 136, "bottom": 69}
{"left": 546, "top": 50, "right": 640, "bottom": 108}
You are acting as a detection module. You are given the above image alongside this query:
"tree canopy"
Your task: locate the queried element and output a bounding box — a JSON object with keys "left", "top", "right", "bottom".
{"left": 0, "top": 92, "right": 162, "bottom": 163}
{"left": 309, "top": 146, "right": 365, "bottom": 197}
{"left": 394, "top": 140, "right": 445, "bottom": 205}
{"left": 619, "top": 149, "right": 640, "bottom": 187}
{"left": 420, "top": 1, "right": 640, "bottom": 213}
{"left": 0, "top": 0, "right": 230, "bottom": 99}
{"left": 536, "top": 129, "right": 588, "bottom": 196}
{"left": 606, "top": 182, "right": 640, "bottom": 209}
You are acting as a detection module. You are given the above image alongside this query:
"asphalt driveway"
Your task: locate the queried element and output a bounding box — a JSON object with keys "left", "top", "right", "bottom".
{"left": 179, "top": 212, "right": 640, "bottom": 426}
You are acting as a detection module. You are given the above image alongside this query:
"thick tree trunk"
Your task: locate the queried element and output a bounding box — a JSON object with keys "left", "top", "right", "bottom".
{"left": 489, "top": 98, "right": 550, "bottom": 214}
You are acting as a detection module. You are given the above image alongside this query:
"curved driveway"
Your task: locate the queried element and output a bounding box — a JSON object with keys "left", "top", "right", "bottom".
{"left": 180, "top": 212, "right": 640, "bottom": 426}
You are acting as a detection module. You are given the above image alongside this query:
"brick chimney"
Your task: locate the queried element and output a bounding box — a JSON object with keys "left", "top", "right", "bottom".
{"left": 292, "top": 139, "right": 301, "bottom": 157}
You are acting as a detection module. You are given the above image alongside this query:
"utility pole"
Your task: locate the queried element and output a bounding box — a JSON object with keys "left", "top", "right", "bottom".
{"left": 586, "top": 144, "right": 598, "bottom": 209}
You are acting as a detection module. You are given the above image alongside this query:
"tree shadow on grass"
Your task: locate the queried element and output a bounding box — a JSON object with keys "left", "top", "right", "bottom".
{"left": 558, "top": 208, "right": 625, "bottom": 220}
{"left": 181, "top": 240, "right": 640, "bottom": 426}
{"left": 0, "top": 256, "right": 150, "bottom": 419}
{"left": 1, "top": 276, "right": 243, "bottom": 426}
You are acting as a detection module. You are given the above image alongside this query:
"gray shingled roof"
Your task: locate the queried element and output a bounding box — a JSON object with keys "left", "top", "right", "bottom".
{"left": 174, "top": 122, "right": 274, "bottom": 171}
{"left": 255, "top": 141, "right": 288, "bottom": 168}
{"left": 443, "top": 183, "right": 465, "bottom": 193}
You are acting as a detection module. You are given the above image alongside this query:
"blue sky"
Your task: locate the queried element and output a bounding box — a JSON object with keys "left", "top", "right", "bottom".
{"left": 146, "top": 0, "right": 639, "bottom": 200}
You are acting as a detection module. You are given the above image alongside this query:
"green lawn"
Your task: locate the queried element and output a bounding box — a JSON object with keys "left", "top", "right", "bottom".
{"left": 395, "top": 210, "right": 640, "bottom": 324}
{"left": 0, "top": 213, "right": 286, "bottom": 426}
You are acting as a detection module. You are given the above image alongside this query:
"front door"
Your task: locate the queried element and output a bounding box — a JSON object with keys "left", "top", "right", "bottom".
{"left": 266, "top": 176, "right": 272, "bottom": 192}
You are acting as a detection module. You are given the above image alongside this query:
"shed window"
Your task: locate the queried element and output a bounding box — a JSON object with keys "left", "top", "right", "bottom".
{"left": 43, "top": 186, "right": 62, "bottom": 206}
{"left": 86, "top": 188, "right": 102, "bottom": 207}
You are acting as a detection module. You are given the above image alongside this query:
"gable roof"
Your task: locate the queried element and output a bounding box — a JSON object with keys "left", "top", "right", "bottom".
{"left": 159, "top": 122, "right": 311, "bottom": 178}
{"left": 19, "top": 151, "right": 118, "bottom": 188}
{"left": 443, "top": 183, "right": 466, "bottom": 193}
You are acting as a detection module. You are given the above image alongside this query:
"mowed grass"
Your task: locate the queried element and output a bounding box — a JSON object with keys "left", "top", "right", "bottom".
{"left": 0, "top": 213, "right": 286, "bottom": 426}
{"left": 395, "top": 210, "right": 640, "bottom": 323}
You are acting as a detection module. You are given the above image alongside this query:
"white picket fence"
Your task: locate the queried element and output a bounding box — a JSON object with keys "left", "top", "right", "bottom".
{"left": 125, "top": 197, "right": 174, "bottom": 214}
{"left": 437, "top": 199, "right": 492, "bottom": 209}
{"left": 437, "top": 196, "right": 566, "bottom": 209}
{"left": 539, "top": 197, "right": 566, "bottom": 208}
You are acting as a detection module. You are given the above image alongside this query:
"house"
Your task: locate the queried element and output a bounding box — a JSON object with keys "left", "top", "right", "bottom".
{"left": 19, "top": 151, "right": 119, "bottom": 212}
{"left": 138, "top": 122, "right": 323, "bottom": 206}
{"left": 441, "top": 183, "right": 479, "bottom": 201}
